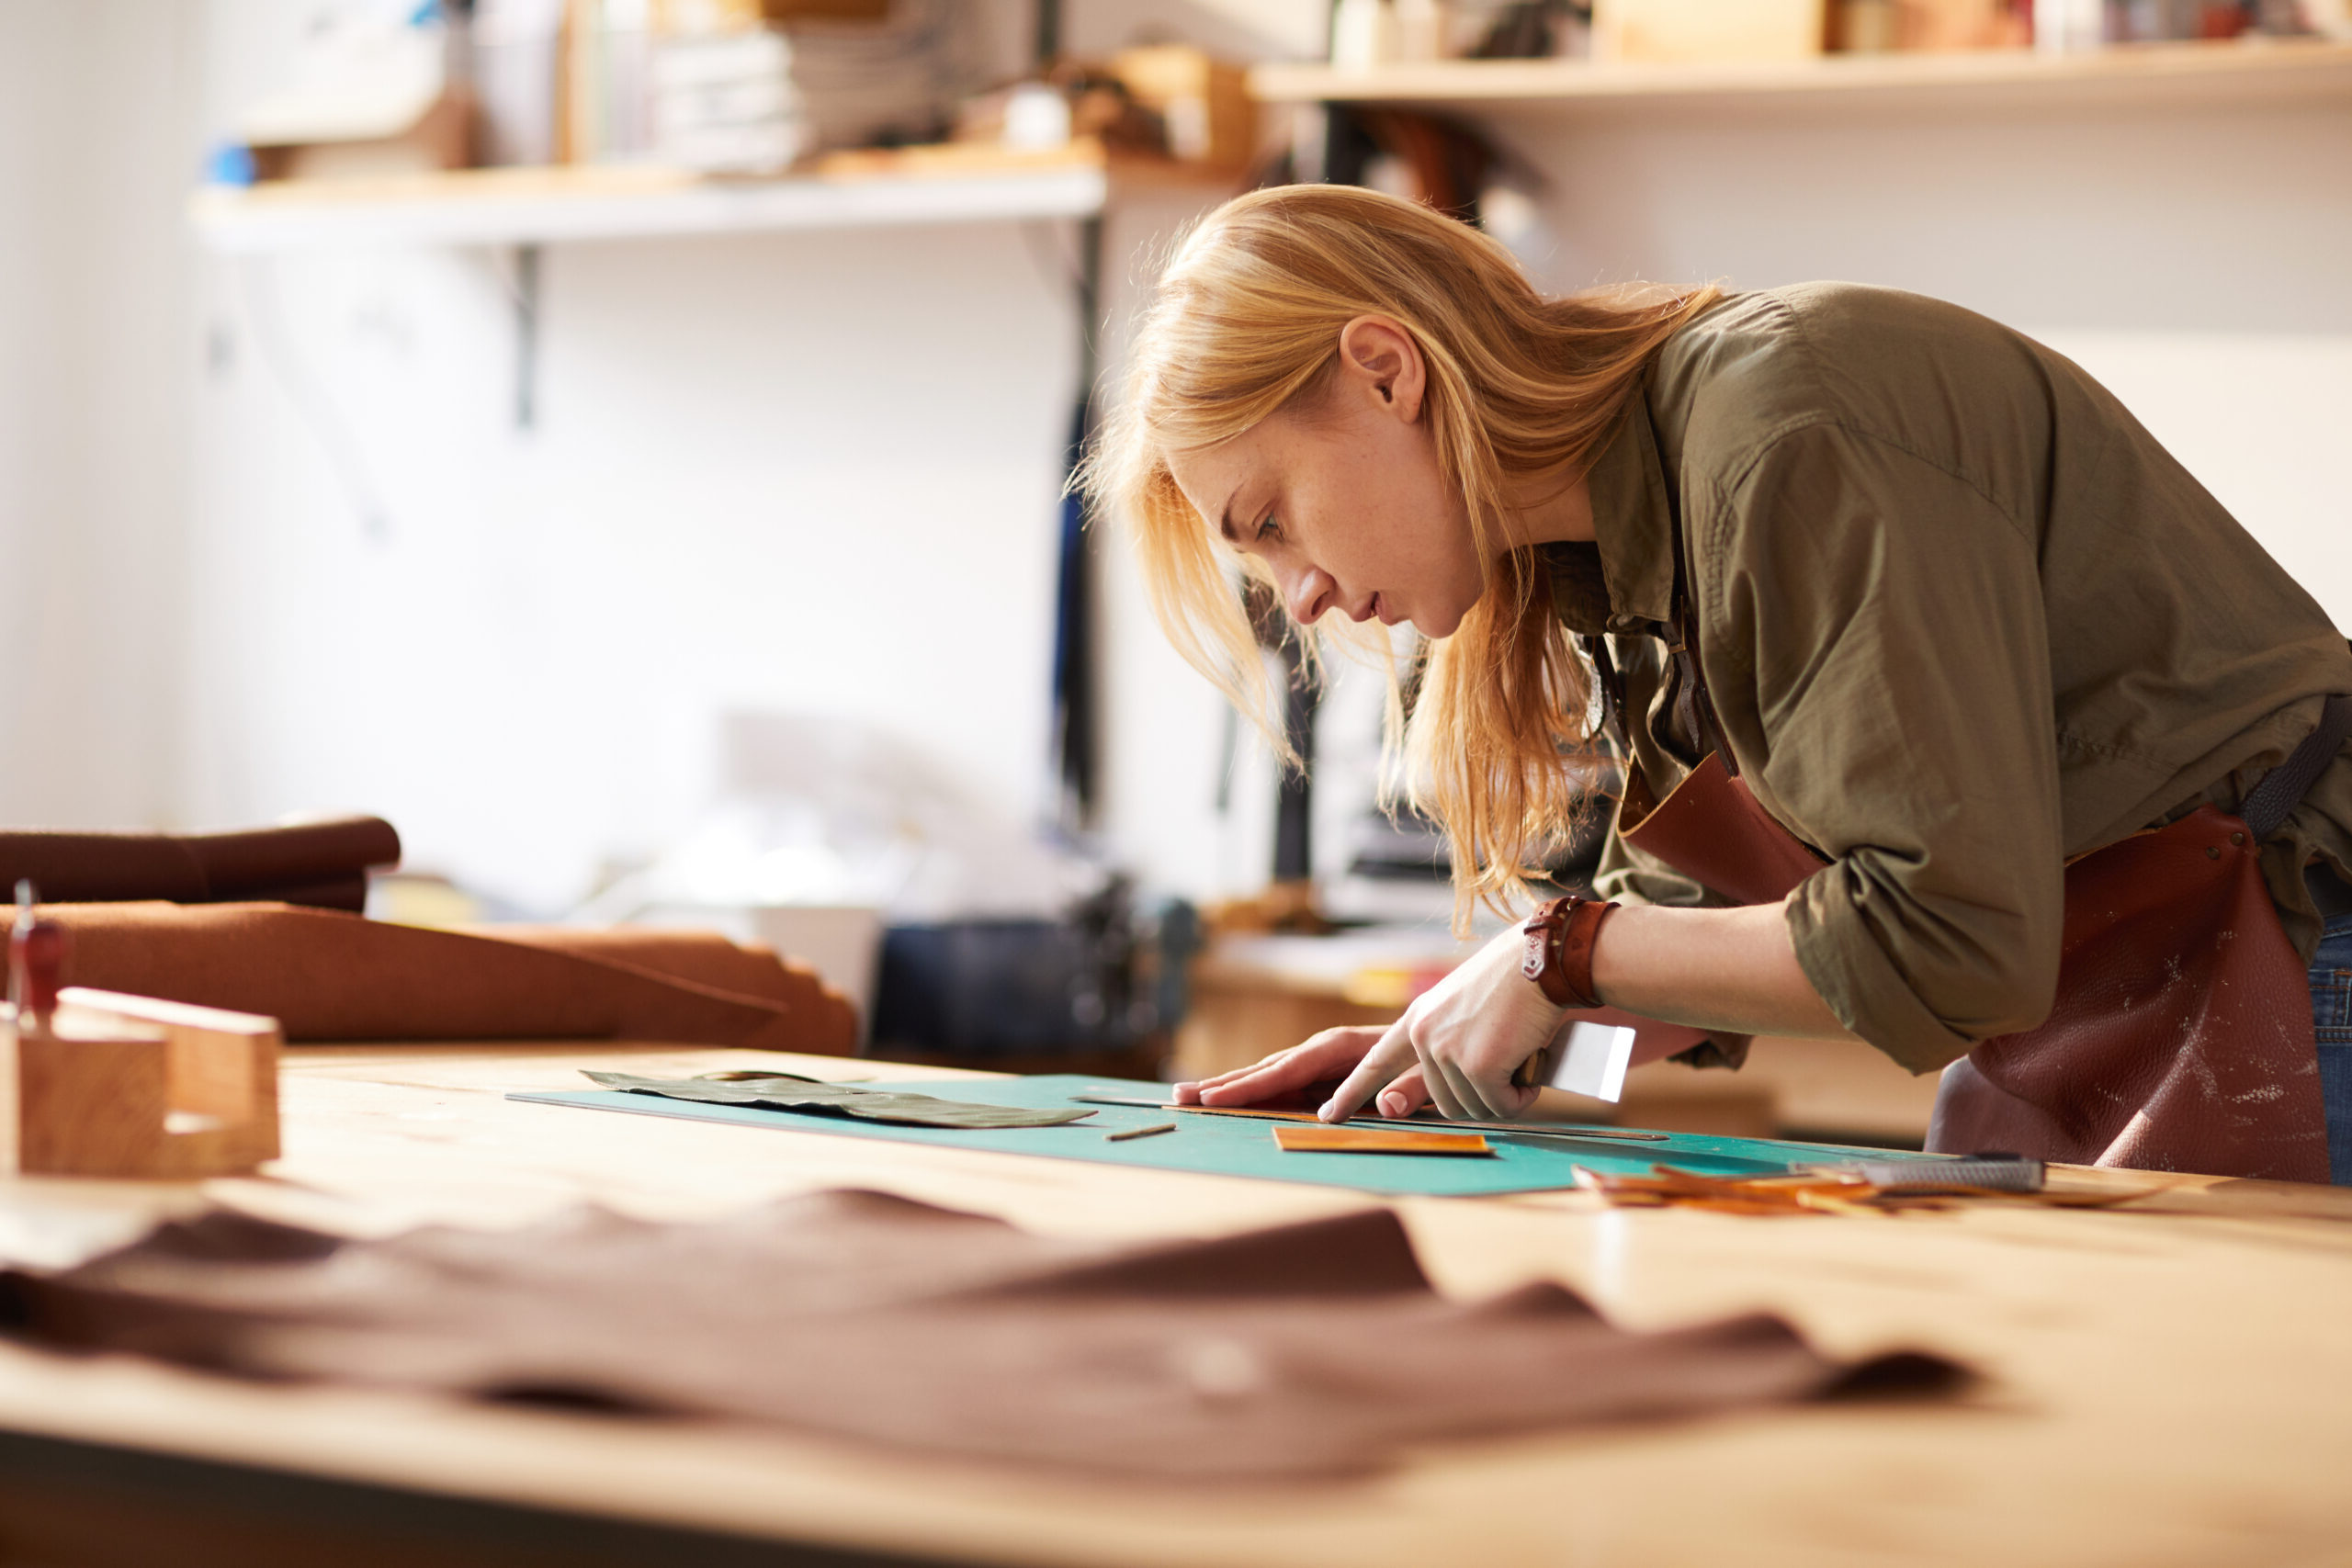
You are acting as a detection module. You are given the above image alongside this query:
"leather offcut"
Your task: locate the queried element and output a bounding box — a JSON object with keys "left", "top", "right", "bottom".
{"left": 0, "top": 1190, "right": 1965, "bottom": 1480}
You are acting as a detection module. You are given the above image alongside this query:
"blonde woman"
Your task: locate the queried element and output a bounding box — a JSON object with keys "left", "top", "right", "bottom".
{"left": 1088, "top": 184, "right": 2352, "bottom": 1184}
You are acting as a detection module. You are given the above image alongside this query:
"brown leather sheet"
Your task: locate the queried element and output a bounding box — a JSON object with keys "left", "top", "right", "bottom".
{"left": 0, "top": 901, "right": 855, "bottom": 1054}
{"left": 0, "top": 817, "right": 401, "bottom": 913}
{"left": 0, "top": 1190, "right": 1962, "bottom": 1480}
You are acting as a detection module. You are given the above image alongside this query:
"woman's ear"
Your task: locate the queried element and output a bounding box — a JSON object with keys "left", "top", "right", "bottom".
{"left": 1336, "top": 316, "right": 1427, "bottom": 423}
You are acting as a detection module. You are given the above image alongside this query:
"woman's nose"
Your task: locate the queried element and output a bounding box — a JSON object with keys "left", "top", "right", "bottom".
{"left": 1283, "top": 565, "right": 1334, "bottom": 624}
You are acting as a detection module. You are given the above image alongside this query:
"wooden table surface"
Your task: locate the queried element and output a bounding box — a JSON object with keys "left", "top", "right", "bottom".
{"left": 3, "top": 1043, "right": 2349, "bottom": 1567}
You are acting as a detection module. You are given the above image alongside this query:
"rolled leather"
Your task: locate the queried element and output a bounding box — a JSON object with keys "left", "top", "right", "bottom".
{"left": 0, "top": 817, "right": 402, "bottom": 913}
{"left": 0, "top": 901, "right": 856, "bottom": 1054}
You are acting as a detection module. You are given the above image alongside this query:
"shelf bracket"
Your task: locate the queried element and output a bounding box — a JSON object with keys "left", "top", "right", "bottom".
{"left": 514, "top": 242, "right": 541, "bottom": 431}
{"left": 1035, "top": 0, "right": 1060, "bottom": 65}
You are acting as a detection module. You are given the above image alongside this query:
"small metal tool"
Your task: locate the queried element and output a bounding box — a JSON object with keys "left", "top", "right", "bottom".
{"left": 1821, "top": 1153, "right": 2046, "bottom": 1192}
{"left": 1070, "top": 1095, "right": 1670, "bottom": 1144}
{"left": 1104, "top": 1122, "right": 1178, "bottom": 1143}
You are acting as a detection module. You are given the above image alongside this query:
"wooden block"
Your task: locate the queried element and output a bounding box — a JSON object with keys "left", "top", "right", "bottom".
{"left": 10, "top": 988, "right": 281, "bottom": 1180}
{"left": 1273, "top": 1124, "right": 1491, "bottom": 1156}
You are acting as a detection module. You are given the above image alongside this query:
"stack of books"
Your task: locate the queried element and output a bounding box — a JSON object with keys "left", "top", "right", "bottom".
{"left": 649, "top": 0, "right": 964, "bottom": 174}
{"left": 652, "top": 28, "right": 805, "bottom": 172}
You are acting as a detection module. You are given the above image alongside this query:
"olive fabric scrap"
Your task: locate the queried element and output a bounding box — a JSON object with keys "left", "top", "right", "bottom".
{"left": 582, "top": 1070, "right": 1099, "bottom": 1130}
{"left": 0, "top": 1190, "right": 1966, "bottom": 1481}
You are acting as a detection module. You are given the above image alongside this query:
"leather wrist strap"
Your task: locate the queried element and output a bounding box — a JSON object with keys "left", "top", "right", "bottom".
{"left": 1521, "top": 895, "right": 1616, "bottom": 1010}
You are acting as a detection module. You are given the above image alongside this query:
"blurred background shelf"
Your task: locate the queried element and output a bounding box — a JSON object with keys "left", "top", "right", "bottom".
{"left": 188, "top": 146, "right": 1124, "bottom": 254}
{"left": 1250, "top": 37, "right": 2352, "bottom": 115}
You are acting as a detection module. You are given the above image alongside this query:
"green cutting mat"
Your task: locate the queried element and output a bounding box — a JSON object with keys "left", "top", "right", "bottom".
{"left": 510, "top": 1074, "right": 1935, "bottom": 1197}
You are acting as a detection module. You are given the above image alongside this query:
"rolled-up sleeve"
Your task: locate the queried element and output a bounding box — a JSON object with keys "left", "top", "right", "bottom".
{"left": 1707, "top": 423, "right": 2065, "bottom": 1073}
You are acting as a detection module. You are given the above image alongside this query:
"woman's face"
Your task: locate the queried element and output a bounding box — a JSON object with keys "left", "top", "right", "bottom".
{"left": 1163, "top": 318, "right": 1487, "bottom": 638}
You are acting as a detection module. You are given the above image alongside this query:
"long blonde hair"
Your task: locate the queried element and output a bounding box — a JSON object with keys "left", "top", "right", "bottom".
{"left": 1083, "top": 185, "right": 1718, "bottom": 923}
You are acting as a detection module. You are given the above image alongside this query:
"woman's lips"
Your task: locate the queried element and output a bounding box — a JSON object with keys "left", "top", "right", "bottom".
{"left": 1374, "top": 592, "right": 1401, "bottom": 626}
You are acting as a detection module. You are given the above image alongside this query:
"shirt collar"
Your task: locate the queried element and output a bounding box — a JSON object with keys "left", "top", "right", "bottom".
{"left": 1543, "top": 397, "right": 1678, "bottom": 637}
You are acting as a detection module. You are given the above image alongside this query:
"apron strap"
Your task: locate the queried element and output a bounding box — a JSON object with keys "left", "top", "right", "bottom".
{"left": 1585, "top": 522, "right": 1733, "bottom": 775}
{"left": 1583, "top": 633, "right": 1628, "bottom": 753}
{"left": 2240, "top": 693, "right": 2352, "bottom": 840}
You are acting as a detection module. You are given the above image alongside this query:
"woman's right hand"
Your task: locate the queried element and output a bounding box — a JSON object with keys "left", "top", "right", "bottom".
{"left": 1171, "top": 1026, "right": 1432, "bottom": 1117}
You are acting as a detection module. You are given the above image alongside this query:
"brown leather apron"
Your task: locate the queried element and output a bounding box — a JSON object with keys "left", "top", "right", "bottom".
{"left": 1589, "top": 596, "right": 2344, "bottom": 1183}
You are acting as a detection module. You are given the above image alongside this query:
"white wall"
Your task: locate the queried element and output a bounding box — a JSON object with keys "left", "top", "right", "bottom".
{"left": 0, "top": 1, "right": 197, "bottom": 830}
{"left": 187, "top": 227, "right": 1084, "bottom": 909}
{"left": 184, "top": 0, "right": 1091, "bottom": 911}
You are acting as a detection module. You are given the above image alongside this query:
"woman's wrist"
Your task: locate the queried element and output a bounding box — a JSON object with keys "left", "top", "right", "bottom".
{"left": 1521, "top": 895, "right": 1617, "bottom": 1009}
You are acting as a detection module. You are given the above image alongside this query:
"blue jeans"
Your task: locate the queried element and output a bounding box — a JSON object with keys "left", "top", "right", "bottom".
{"left": 2315, "top": 914, "right": 2352, "bottom": 1186}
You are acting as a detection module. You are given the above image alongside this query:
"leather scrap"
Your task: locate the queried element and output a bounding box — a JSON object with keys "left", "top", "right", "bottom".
{"left": 0, "top": 1190, "right": 1967, "bottom": 1481}
{"left": 1272, "top": 1124, "right": 1492, "bottom": 1156}
{"left": 584, "top": 1071, "right": 1099, "bottom": 1129}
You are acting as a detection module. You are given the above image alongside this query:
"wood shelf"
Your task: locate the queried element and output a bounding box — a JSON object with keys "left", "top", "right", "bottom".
{"left": 1250, "top": 37, "right": 2352, "bottom": 117}
{"left": 188, "top": 145, "right": 1121, "bottom": 254}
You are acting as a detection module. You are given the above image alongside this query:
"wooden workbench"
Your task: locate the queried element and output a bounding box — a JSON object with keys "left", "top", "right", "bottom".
{"left": 2, "top": 1043, "right": 2347, "bottom": 1566}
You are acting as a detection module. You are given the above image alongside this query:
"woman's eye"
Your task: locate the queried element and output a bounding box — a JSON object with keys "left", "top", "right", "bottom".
{"left": 1255, "top": 514, "right": 1281, "bottom": 543}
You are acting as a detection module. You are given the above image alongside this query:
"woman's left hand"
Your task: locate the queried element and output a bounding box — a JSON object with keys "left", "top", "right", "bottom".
{"left": 1317, "top": 925, "right": 1566, "bottom": 1123}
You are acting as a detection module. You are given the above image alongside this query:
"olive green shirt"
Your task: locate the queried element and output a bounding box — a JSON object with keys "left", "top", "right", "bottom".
{"left": 1551, "top": 283, "right": 2352, "bottom": 1076}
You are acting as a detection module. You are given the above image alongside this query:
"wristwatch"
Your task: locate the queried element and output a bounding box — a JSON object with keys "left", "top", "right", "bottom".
{"left": 1521, "top": 894, "right": 1616, "bottom": 1010}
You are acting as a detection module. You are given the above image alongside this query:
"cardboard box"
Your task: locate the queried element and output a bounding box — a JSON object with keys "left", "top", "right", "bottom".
{"left": 652, "top": 0, "right": 889, "bottom": 29}
{"left": 1592, "top": 0, "right": 1828, "bottom": 62}
{"left": 1109, "top": 45, "right": 1256, "bottom": 173}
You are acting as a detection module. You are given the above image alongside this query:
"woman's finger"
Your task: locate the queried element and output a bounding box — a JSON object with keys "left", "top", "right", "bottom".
{"left": 1196, "top": 1028, "right": 1385, "bottom": 1108}
{"left": 1317, "top": 1022, "right": 1419, "bottom": 1122}
{"left": 1374, "top": 1065, "right": 1430, "bottom": 1119}
{"left": 1431, "top": 1055, "right": 1493, "bottom": 1122}
{"left": 1485, "top": 1074, "right": 1542, "bottom": 1120}
{"left": 1192, "top": 1040, "right": 1322, "bottom": 1095}
{"left": 1418, "top": 1042, "right": 1475, "bottom": 1122}
{"left": 1189, "top": 1044, "right": 1304, "bottom": 1091}
{"left": 1464, "top": 1052, "right": 1523, "bottom": 1121}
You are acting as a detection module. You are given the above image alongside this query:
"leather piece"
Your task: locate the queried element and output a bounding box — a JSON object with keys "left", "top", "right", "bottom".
{"left": 481, "top": 925, "right": 821, "bottom": 1010}
{"left": 0, "top": 1190, "right": 1963, "bottom": 1480}
{"left": 1624, "top": 755, "right": 2331, "bottom": 1181}
{"left": 1272, "top": 1124, "right": 1492, "bottom": 1156}
{"left": 1927, "top": 807, "right": 2330, "bottom": 1181}
{"left": 587, "top": 1072, "right": 1094, "bottom": 1128}
{"left": 1619, "top": 752, "right": 1825, "bottom": 908}
{"left": 0, "top": 818, "right": 401, "bottom": 912}
{"left": 0, "top": 901, "right": 856, "bottom": 1053}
